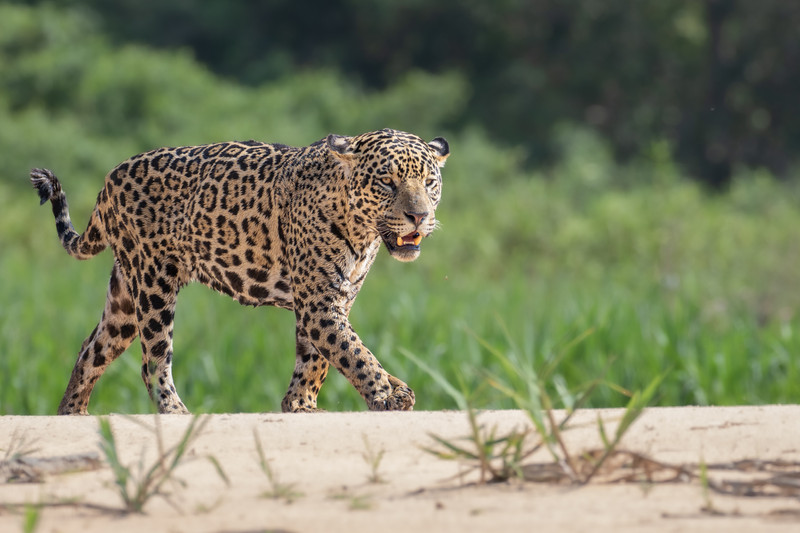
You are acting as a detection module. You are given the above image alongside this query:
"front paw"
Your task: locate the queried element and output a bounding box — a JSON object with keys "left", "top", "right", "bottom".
{"left": 369, "top": 376, "right": 415, "bottom": 411}
{"left": 281, "top": 395, "right": 323, "bottom": 413}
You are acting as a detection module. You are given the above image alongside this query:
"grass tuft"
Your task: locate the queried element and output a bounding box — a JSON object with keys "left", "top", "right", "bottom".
{"left": 97, "top": 415, "right": 227, "bottom": 513}
{"left": 411, "top": 326, "right": 662, "bottom": 484}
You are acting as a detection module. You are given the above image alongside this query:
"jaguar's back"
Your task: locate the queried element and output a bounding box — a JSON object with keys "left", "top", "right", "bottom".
{"left": 102, "top": 141, "right": 299, "bottom": 309}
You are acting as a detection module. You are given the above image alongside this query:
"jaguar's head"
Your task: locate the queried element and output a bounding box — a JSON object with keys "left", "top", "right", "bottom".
{"left": 327, "top": 129, "right": 450, "bottom": 262}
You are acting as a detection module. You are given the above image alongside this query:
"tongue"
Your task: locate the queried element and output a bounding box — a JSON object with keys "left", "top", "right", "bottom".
{"left": 396, "top": 232, "right": 422, "bottom": 247}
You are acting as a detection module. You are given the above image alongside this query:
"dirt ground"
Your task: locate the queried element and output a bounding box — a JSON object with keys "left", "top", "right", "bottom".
{"left": 1, "top": 405, "right": 800, "bottom": 532}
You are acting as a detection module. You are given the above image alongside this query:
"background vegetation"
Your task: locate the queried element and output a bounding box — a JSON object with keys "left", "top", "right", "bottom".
{"left": 1, "top": 1, "right": 799, "bottom": 414}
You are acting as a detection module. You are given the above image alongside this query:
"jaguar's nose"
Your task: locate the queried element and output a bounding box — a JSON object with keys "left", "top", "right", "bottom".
{"left": 404, "top": 211, "right": 428, "bottom": 227}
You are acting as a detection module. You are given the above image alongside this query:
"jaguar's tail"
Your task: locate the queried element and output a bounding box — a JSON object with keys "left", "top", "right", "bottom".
{"left": 30, "top": 168, "right": 108, "bottom": 260}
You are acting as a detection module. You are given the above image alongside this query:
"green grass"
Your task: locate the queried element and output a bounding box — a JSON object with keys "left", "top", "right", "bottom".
{"left": 2, "top": 129, "right": 800, "bottom": 415}
{"left": 2, "top": 3, "right": 797, "bottom": 414}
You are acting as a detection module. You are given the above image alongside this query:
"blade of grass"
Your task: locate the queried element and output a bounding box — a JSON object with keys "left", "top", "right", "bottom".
{"left": 581, "top": 372, "right": 666, "bottom": 484}
{"left": 400, "top": 347, "right": 470, "bottom": 411}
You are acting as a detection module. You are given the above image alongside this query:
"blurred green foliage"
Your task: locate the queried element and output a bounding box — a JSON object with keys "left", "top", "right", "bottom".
{"left": 1, "top": 3, "right": 800, "bottom": 414}
{"left": 26, "top": 0, "right": 800, "bottom": 188}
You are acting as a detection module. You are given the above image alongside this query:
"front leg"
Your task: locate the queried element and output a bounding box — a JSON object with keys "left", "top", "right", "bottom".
{"left": 295, "top": 300, "right": 415, "bottom": 411}
{"left": 281, "top": 328, "right": 330, "bottom": 412}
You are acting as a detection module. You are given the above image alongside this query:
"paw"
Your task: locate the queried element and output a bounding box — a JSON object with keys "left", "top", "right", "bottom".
{"left": 57, "top": 408, "right": 90, "bottom": 416}
{"left": 157, "top": 400, "right": 190, "bottom": 415}
{"left": 290, "top": 406, "right": 326, "bottom": 413}
{"left": 369, "top": 376, "right": 415, "bottom": 411}
{"left": 281, "top": 396, "right": 322, "bottom": 413}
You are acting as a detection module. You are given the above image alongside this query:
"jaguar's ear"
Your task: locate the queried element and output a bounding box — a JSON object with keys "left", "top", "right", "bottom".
{"left": 429, "top": 137, "right": 450, "bottom": 168}
{"left": 326, "top": 134, "right": 357, "bottom": 165}
{"left": 326, "top": 134, "right": 358, "bottom": 177}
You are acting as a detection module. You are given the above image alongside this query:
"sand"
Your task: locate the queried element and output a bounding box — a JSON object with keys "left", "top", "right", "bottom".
{"left": 1, "top": 405, "right": 799, "bottom": 532}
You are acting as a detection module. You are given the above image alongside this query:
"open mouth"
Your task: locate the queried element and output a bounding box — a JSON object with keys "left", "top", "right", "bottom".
{"left": 381, "top": 229, "right": 424, "bottom": 256}
{"left": 396, "top": 231, "right": 422, "bottom": 248}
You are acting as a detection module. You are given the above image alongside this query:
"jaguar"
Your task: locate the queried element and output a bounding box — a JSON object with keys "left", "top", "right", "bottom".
{"left": 30, "top": 128, "right": 449, "bottom": 414}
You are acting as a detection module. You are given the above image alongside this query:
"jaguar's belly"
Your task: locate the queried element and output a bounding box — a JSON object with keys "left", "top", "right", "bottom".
{"left": 192, "top": 258, "right": 294, "bottom": 310}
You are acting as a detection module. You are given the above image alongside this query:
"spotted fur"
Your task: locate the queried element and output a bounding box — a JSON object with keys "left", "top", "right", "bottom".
{"left": 30, "top": 129, "right": 449, "bottom": 414}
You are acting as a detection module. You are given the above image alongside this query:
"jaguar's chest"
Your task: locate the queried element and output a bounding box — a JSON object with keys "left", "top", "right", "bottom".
{"left": 333, "top": 239, "right": 381, "bottom": 302}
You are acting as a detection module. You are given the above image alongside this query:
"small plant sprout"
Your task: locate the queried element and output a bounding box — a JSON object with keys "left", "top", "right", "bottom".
{"left": 361, "top": 435, "right": 386, "bottom": 484}
{"left": 698, "top": 456, "right": 717, "bottom": 514}
{"left": 97, "top": 415, "right": 228, "bottom": 513}
{"left": 348, "top": 494, "right": 374, "bottom": 511}
{"left": 2, "top": 431, "right": 39, "bottom": 462}
{"left": 22, "top": 504, "right": 40, "bottom": 533}
{"left": 253, "top": 429, "right": 303, "bottom": 502}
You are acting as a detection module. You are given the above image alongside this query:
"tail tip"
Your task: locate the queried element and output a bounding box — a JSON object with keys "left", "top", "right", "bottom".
{"left": 30, "top": 168, "right": 59, "bottom": 205}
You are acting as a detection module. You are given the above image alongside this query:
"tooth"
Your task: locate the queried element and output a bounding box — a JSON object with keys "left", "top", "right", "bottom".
{"left": 413, "top": 234, "right": 422, "bottom": 246}
{"left": 397, "top": 235, "right": 404, "bottom": 247}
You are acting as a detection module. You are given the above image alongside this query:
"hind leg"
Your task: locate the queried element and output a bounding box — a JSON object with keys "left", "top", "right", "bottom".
{"left": 58, "top": 261, "right": 139, "bottom": 415}
{"left": 134, "top": 256, "right": 188, "bottom": 414}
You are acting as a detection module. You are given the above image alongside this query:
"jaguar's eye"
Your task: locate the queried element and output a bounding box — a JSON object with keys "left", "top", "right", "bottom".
{"left": 425, "top": 178, "right": 436, "bottom": 187}
{"left": 378, "top": 176, "right": 395, "bottom": 190}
